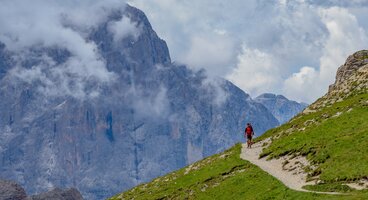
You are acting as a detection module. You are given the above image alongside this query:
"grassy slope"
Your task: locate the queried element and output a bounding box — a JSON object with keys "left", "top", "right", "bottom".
{"left": 110, "top": 92, "right": 368, "bottom": 199}
{"left": 258, "top": 93, "right": 368, "bottom": 184}
{"left": 110, "top": 144, "right": 368, "bottom": 200}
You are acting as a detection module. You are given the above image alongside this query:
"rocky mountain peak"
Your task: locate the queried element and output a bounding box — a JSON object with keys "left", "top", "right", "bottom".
{"left": 255, "top": 93, "right": 307, "bottom": 124}
{"left": 90, "top": 4, "right": 171, "bottom": 75}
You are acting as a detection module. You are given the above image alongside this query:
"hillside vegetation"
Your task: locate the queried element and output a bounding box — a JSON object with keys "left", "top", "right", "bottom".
{"left": 110, "top": 144, "right": 368, "bottom": 199}
{"left": 258, "top": 93, "right": 368, "bottom": 188}
{"left": 111, "top": 50, "right": 368, "bottom": 199}
{"left": 257, "top": 50, "right": 368, "bottom": 190}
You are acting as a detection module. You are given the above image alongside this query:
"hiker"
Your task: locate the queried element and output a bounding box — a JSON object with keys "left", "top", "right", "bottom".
{"left": 245, "top": 123, "right": 254, "bottom": 148}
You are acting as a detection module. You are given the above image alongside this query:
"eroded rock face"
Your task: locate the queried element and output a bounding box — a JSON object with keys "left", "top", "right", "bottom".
{"left": 0, "top": 179, "right": 83, "bottom": 200}
{"left": 305, "top": 50, "right": 368, "bottom": 112}
{"left": 329, "top": 50, "right": 368, "bottom": 94}
{"left": 0, "top": 180, "right": 27, "bottom": 200}
{"left": 29, "top": 188, "right": 83, "bottom": 200}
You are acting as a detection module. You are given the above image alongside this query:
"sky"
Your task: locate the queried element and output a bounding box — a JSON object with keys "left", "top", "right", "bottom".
{"left": 0, "top": 0, "right": 367, "bottom": 103}
{"left": 128, "top": 0, "right": 368, "bottom": 103}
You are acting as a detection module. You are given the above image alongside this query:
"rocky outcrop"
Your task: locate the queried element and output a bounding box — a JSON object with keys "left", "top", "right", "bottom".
{"left": 329, "top": 50, "right": 368, "bottom": 94}
{"left": 0, "top": 4, "right": 280, "bottom": 200}
{"left": 29, "top": 188, "right": 83, "bottom": 200}
{"left": 305, "top": 50, "right": 368, "bottom": 112}
{"left": 0, "top": 180, "right": 27, "bottom": 200}
{"left": 0, "top": 179, "right": 82, "bottom": 200}
{"left": 255, "top": 93, "right": 307, "bottom": 124}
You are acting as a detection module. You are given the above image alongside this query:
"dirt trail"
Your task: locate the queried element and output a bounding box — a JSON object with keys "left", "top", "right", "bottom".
{"left": 240, "top": 140, "right": 342, "bottom": 195}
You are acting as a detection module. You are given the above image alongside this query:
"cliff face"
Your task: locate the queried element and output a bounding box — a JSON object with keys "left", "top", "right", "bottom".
{"left": 329, "top": 50, "right": 368, "bottom": 95}
{"left": 255, "top": 93, "right": 307, "bottom": 124}
{"left": 0, "top": 5, "right": 279, "bottom": 199}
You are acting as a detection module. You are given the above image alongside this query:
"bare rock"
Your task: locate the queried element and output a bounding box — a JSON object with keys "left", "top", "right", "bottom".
{"left": 329, "top": 50, "right": 368, "bottom": 94}
{"left": 29, "top": 188, "right": 83, "bottom": 200}
{"left": 0, "top": 180, "right": 27, "bottom": 200}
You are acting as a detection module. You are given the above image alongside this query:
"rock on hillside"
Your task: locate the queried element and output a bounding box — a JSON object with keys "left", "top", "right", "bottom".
{"left": 329, "top": 50, "right": 368, "bottom": 95}
{"left": 0, "top": 4, "right": 279, "bottom": 199}
{"left": 260, "top": 50, "right": 368, "bottom": 190}
{"left": 29, "top": 188, "right": 83, "bottom": 200}
{"left": 255, "top": 93, "right": 307, "bottom": 124}
{"left": 305, "top": 50, "right": 368, "bottom": 112}
{"left": 0, "top": 179, "right": 83, "bottom": 200}
{"left": 0, "top": 179, "right": 27, "bottom": 200}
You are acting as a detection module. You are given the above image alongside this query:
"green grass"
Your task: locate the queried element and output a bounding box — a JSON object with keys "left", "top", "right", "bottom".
{"left": 109, "top": 92, "right": 368, "bottom": 199}
{"left": 258, "top": 93, "right": 368, "bottom": 183}
{"left": 303, "top": 183, "right": 355, "bottom": 193}
{"left": 109, "top": 144, "right": 368, "bottom": 200}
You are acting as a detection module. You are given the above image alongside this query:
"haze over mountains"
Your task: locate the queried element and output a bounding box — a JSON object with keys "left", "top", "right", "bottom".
{"left": 0, "top": 3, "right": 305, "bottom": 199}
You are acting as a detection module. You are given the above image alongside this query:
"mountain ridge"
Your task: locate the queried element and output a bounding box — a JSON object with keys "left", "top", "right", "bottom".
{"left": 255, "top": 93, "right": 307, "bottom": 124}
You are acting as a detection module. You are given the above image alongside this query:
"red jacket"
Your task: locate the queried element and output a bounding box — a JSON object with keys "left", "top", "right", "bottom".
{"left": 245, "top": 126, "right": 253, "bottom": 136}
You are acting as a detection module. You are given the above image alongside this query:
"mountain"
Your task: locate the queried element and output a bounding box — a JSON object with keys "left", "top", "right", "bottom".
{"left": 0, "top": 179, "right": 83, "bottom": 200}
{"left": 111, "top": 50, "right": 368, "bottom": 199}
{"left": 0, "top": 4, "right": 280, "bottom": 199}
{"left": 255, "top": 93, "right": 307, "bottom": 124}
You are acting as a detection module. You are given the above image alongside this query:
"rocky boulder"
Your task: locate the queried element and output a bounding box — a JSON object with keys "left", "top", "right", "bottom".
{"left": 0, "top": 179, "right": 83, "bottom": 200}
{"left": 0, "top": 180, "right": 27, "bottom": 200}
{"left": 329, "top": 50, "right": 368, "bottom": 95}
{"left": 29, "top": 188, "right": 83, "bottom": 200}
{"left": 305, "top": 50, "right": 368, "bottom": 112}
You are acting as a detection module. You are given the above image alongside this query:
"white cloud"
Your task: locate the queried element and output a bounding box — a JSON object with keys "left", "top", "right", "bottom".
{"left": 2, "top": 0, "right": 368, "bottom": 102}
{"left": 128, "top": 0, "right": 249, "bottom": 76}
{"left": 0, "top": 0, "right": 133, "bottom": 99}
{"left": 283, "top": 66, "right": 320, "bottom": 102}
{"left": 0, "top": 0, "right": 127, "bottom": 51}
{"left": 283, "top": 7, "right": 368, "bottom": 102}
{"left": 181, "top": 33, "right": 239, "bottom": 77}
{"left": 10, "top": 52, "right": 116, "bottom": 99}
{"left": 227, "top": 46, "right": 282, "bottom": 96}
{"left": 108, "top": 16, "right": 142, "bottom": 42}
{"left": 129, "top": 0, "right": 368, "bottom": 103}
{"left": 130, "top": 85, "right": 171, "bottom": 119}
{"left": 318, "top": 7, "right": 368, "bottom": 81}
{"left": 200, "top": 77, "right": 230, "bottom": 106}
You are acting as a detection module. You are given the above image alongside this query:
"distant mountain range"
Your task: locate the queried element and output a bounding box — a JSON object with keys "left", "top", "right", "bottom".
{"left": 0, "top": 4, "right": 305, "bottom": 199}
{"left": 255, "top": 93, "right": 307, "bottom": 124}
